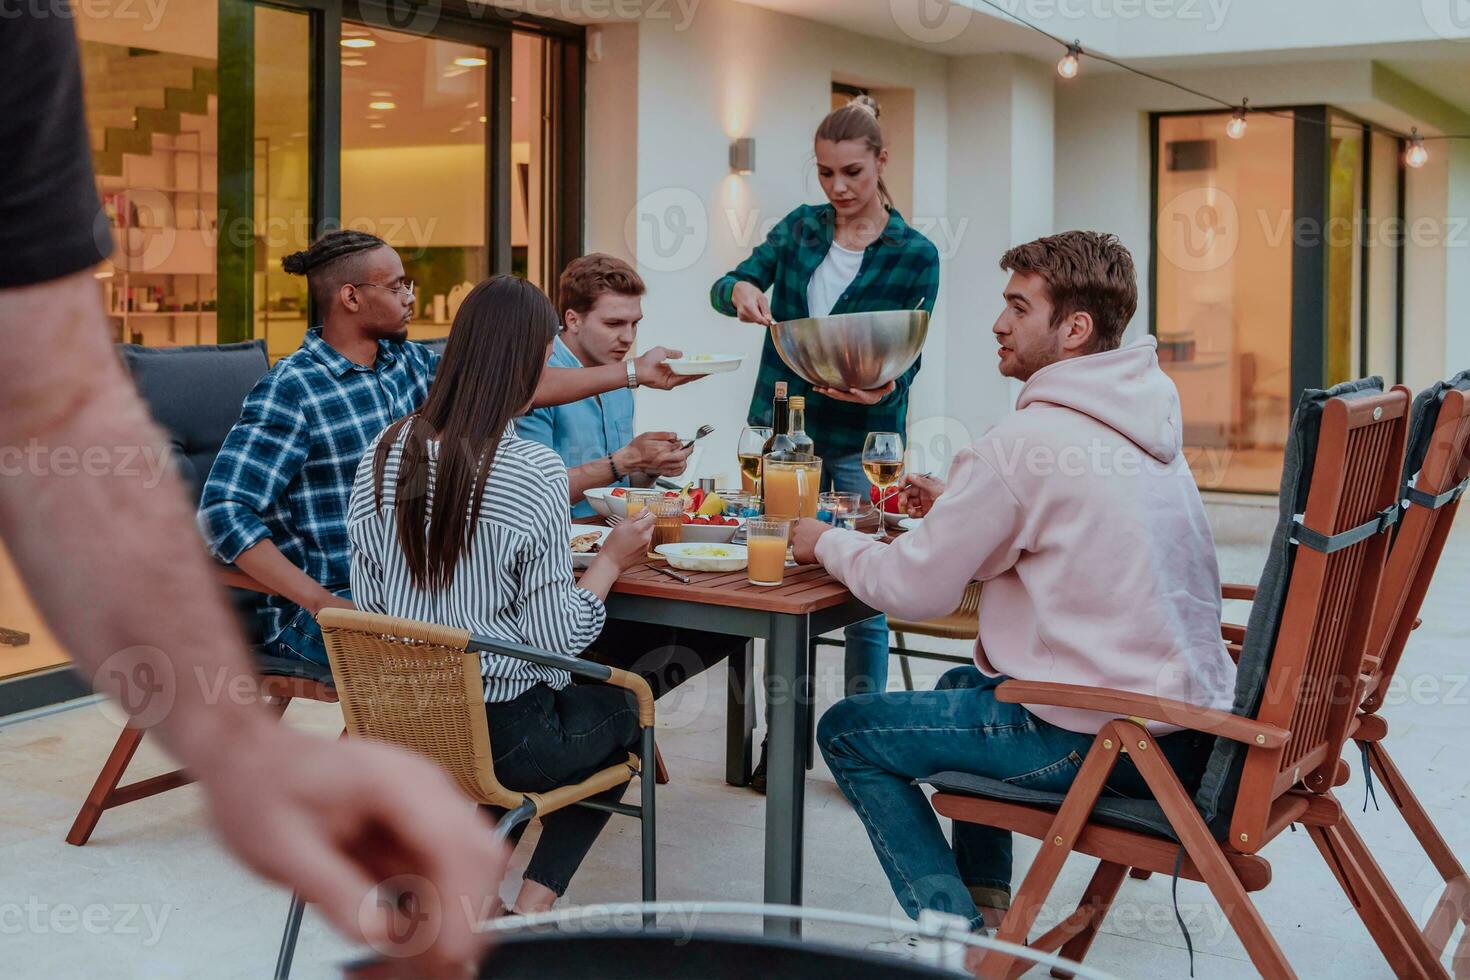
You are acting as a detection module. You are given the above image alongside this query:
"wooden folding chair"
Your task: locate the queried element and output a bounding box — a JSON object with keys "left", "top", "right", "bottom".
{"left": 1333, "top": 374, "right": 1470, "bottom": 972}
{"left": 924, "top": 383, "right": 1447, "bottom": 978}
{"left": 273, "top": 608, "right": 659, "bottom": 980}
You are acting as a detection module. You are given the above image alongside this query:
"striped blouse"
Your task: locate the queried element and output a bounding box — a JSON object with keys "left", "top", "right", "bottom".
{"left": 346, "top": 426, "right": 607, "bottom": 703}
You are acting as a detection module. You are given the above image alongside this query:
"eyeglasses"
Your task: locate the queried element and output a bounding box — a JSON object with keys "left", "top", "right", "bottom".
{"left": 350, "top": 279, "right": 415, "bottom": 297}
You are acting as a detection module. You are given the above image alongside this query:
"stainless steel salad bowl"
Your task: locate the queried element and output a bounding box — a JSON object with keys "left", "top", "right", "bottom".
{"left": 769, "top": 309, "right": 929, "bottom": 392}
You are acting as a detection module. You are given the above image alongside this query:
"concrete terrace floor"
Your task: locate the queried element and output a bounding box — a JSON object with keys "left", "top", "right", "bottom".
{"left": 2, "top": 521, "right": 1467, "bottom": 979}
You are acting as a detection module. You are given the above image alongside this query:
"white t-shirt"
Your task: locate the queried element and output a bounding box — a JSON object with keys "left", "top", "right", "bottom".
{"left": 805, "top": 241, "right": 864, "bottom": 318}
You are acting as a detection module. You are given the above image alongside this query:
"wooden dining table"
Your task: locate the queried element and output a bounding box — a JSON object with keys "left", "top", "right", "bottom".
{"left": 577, "top": 555, "right": 876, "bottom": 937}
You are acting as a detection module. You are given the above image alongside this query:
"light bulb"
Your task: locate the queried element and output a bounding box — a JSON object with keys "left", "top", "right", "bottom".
{"left": 1226, "top": 114, "right": 1247, "bottom": 140}
{"left": 1406, "top": 131, "right": 1429, "bottom": 169}
{"left": 1057, "top": 48, "right": 1080, "bottom": 79}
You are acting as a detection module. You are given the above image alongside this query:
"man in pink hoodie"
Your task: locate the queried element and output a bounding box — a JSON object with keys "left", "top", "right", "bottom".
{"left": 792, "top": 231, "right": 1236, "bottom": 936}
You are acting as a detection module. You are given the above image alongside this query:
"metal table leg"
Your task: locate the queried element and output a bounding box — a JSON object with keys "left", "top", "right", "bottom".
{"left": 763, "top": 613, "right": 810, "bottom": 938}
{"left": 725, "top": 640, "right": 756, "bottom": 786}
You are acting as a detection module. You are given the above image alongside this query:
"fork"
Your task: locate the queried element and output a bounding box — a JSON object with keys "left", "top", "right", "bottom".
{"left": 680, "top": 424, "right": 715, "bottom": 451}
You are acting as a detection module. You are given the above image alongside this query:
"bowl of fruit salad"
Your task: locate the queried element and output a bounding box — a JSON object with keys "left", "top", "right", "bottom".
{"left": 678, "top": 486, "right": 744, "bottom": 542}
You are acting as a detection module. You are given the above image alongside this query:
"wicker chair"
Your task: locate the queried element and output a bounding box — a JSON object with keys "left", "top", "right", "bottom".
{"left": 888, "top": 581, "right": 984, "bottom": 689}
{"left": 272, "top": 608, "right": 658, "bottom": 980}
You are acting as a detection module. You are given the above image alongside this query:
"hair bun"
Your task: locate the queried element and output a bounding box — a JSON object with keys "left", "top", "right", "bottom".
{"left": 281, "top": 250, "right": 310, "bottom": 275}
{"left": 849, "top": 94, "right": 881, "bottom": 119}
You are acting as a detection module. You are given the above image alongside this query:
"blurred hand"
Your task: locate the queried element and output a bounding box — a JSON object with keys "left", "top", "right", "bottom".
{"left": 600, "top": 510, "right": 655, "bottom": 572}
{"left": 790, "top": 517, "right": 832, "bottom": 565}
{"left": 203, "top": 721, "right": 508, "bottom": 978}
{"left": 813, "top": 381, "right": 896, "bottom": 406}
{"left": 615, "top": 432, "right": 692, "bottom": 477}
{"left": 633, "top": 347, "right": 701, "bottom": 390}
{"left": 731, "top": 282, "right": 776, "bottom": 328}
{"left": 899, "top": 472, "right": 945, "bottom": 518}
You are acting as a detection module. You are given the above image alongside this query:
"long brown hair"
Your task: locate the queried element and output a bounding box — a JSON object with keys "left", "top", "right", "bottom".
{"left": 372, "top": 275, "right": 559, "bottom": 592}
{"left": 815, "top": 95, "right": 892, "bottom": 210}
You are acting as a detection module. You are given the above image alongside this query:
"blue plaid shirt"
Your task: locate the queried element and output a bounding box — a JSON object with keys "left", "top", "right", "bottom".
{"left": 198, "top": 328, "right": 439, "bottom": 644}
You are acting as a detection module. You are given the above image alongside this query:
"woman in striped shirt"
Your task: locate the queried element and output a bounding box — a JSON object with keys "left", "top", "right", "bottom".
{"left": 347, "top": 275, "right": 658, "bottom": 916}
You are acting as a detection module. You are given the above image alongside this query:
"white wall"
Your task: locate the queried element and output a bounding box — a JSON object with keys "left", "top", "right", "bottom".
{"left": 590, "top": 0, "right": 951, "bottom": 484}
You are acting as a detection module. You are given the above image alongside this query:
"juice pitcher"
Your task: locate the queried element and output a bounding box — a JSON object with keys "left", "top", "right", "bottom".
{"left": 761, "top": 452, "right": 822, "bottom": 521}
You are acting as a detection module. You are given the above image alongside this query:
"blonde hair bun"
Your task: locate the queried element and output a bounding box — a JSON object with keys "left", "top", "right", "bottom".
{"left": 848, "top": 94, "right": 881, "bottom": 118}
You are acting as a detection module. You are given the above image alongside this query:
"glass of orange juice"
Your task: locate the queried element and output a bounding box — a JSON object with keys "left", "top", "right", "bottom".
{"left": 625, "top": 489, "right": 658, "bottom": 520}
{"left": 746, "top": 518, "right": 791, "bottom": 587}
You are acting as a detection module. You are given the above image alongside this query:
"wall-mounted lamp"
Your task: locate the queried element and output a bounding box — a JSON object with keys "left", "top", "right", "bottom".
{"left": 729, "top": 137, "right": 755, "bottom": 175}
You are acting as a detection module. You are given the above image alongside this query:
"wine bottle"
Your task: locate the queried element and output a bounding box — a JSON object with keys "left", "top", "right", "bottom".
{"left": 763, "top": 382, "right": 794, "bottom": 455}
{"left": 788, "top": 396, "right": 815, "bottom": 456}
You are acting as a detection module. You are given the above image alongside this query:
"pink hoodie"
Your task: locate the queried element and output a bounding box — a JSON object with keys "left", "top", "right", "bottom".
{"left": 815, "top": 337, "right": 1237, "bottom": 734}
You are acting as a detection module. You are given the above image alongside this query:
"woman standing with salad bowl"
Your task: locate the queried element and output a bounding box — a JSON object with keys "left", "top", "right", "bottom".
{"left": 710, "top": 95, "right": 940, "bottom": 788}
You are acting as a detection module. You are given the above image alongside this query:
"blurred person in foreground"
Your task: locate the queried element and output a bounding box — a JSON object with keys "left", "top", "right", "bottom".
{"left": 0, "top": 16, "right": 504, "bottom": 974}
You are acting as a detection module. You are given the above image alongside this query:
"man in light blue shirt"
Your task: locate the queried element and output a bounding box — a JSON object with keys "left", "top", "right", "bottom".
{"left": 517, "top": 254, "right": 694, "bottom": 518}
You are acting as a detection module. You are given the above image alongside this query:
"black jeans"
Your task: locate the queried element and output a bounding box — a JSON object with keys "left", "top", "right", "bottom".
{"left": 582, "top": 619, "right": 746, "bottom": 699}
{"left": 484, "top": 683, "right": 641, "bottom": 897}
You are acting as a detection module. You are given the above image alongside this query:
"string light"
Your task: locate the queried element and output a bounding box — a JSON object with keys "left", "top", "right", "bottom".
{"left": 1057, "top": 43, "right": 1081, "bottom": 80}
{"left": 1225, "top": 100, "right": 1249, "bottom": 140}
{"left": 970, "top": 0, "right": 1470, "bottom": 165}
{"left": 1406, "top": 129, "right": 1429, "bottom": 169}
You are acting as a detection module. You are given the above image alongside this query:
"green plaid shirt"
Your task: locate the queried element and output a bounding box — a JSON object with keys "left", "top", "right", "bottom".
{"left": 710, "top": 204, "right": 940, "bottom": 460}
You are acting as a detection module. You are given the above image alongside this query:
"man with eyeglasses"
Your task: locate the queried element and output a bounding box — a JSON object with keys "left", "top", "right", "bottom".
{"left": 199, "top": 229, "right": 700, "bottom": 666}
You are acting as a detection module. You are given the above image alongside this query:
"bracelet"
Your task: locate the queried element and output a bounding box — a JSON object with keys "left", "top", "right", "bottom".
{"left": 626, "top": 358, "right": 639, "bottom": 390}
{"left": 608, "top": 454, "right": 623, "bottom": 482}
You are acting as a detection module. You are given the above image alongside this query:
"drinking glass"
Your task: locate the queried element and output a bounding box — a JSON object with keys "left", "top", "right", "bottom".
{"left": 819, "top": 491, "right": 865, "bottom": 531}
{"left": 625, "top": 489, "right": 659, "bottom": 521}
{"left": 646, "top": 496, "right": 684, "bottom": 557}
{"left": 862, "top": 432, "right": 904, "bottom": 537}
{"left": 738, "top": 426, "right": 772, "bottom": 495}
{"left": 746, "top": 518, "right": 791, "bottom": 587}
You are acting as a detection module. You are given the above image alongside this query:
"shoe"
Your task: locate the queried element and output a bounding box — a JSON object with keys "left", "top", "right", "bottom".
{"left": 749, "top": 737, "right": 768, "bottom": 794}
{"left": 866, "top": 911, "right": 981, "bottom": 973}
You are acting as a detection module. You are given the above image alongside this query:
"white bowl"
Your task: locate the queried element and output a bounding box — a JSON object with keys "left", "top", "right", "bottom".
{"left": 655, "top": 543, "right": 747, "bottom": 572}
{"left": 882, "top": 509, "right": 908, "bottom": 528}
{"left": 665, "top": 354, "right": 743, "bottom": 376}
{"left": 568, "top": 524, "right": 611, "bottom": 569}
{"left": 678, "top": 518, "right": 744, "bottom": 544}
{"left": 582, "top": 487, "right": 617, "bottom": 518}
{"left": 897, "top": 517, "right": 924, "bottom": 534}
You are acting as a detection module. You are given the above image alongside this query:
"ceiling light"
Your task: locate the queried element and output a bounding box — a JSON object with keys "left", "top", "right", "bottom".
{"left": 443, "top": 66, "right": 469, "bottom": 78}
{"left": 467, "top": 101, "right": 480, "bottom": 109}
{"left": 369, "top": 101, "right": 396, "bottom": 110}
{"left": 370, "top": 90, "right": 393, "bottom": 97}
{"left": 341, "top": 38, "right": 375, "bottom": 48}
{"left": 452, "top": 56, "right": 487, "bottom": 67}
{"left": 478, "top": 115, "right": 487, "bottom": 123}
{"left": 342, "top": 57, "right": 367, "bottom": 67}
{"left": 369, "top": 122, "right": 387, "bottom": 130}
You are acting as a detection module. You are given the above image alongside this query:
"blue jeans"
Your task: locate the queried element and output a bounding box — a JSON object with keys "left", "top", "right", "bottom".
{"left": 818, "top": 666, "right": 1214, "bottom": 927}
{"left": 824, "top": 452, "right": 889, "bottom": 696}
{"left": 271, "top": 589, "right": 351, "bottom": 666}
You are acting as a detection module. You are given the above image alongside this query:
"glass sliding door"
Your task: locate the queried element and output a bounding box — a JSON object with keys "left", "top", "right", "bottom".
{"left": 1325, "top": 117, "right": 1364, "bottom": 386}
{"left": 1154, "top": 111, "right": 1296, "bottom": 493}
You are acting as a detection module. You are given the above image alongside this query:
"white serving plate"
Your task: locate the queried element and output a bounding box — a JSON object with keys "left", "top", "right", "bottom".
{"left": 568, "top": 524, "right": 611, "bottom": 569}
{"left": 655, "top": 542, "right": 748, "bottom": 572}
{"left": 665, "top": 354, "right": 743, "bottom": 376}
{"left": 679, "top": 518, "right": 744, "bottom": 544}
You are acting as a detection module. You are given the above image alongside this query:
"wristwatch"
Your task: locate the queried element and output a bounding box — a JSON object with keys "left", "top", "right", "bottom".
{"left": 626, "top": 358, "right": 639, "bottom": 390}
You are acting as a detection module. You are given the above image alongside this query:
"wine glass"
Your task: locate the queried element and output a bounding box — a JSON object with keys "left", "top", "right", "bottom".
{"left": 738, "top": 426, "right": 772, "bottom": 495}
{"left": 861, "top": 432, "right": 904, "bottom": 536}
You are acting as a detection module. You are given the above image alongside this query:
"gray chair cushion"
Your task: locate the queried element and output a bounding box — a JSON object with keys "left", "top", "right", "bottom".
{"left": 1402, "top": 369, "right": 1470, "bottom": 497}
{"left": 921, "top": 771, "right": 1179, "bottom": 840}
{"left": 117, "top": 340, "right": 270, "bottom": 503}
{"left": 1191, "top": 375, "right": 1384, "bottom": 836}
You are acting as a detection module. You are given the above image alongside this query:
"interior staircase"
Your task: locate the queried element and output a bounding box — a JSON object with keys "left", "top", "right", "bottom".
{"left": 80, "top": 44, "right": 218, "bottom": 177}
